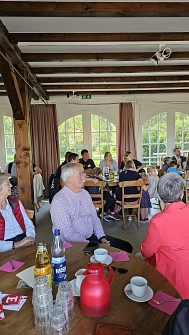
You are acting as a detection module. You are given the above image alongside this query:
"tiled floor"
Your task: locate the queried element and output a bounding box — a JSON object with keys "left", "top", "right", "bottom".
{"left": 35, "top": 198, "right": 160, "bottom": 254}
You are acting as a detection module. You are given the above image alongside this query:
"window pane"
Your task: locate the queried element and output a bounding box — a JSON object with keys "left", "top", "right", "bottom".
{"left": 75, "top": 115, "right": 83, "bottom": 132}
{"left": 150, "top": 131, "right": 158, "bottom": 143}
{"left": 6, "top": 148, "right": 15, "bottom": 163}
{"left": 58, "top": 123, "right": 65, "bottom": 132}
{"left": 100, "top": 117, "right": 108, "bottom": 131}
{"left": 91, "top": 115, "right": 99, "bottom": 132}
{"left": 3, "top": 116, "right": 14, "bottom": 134}
{"left": 75, "top": 133, "right": 83, "bottom": 150}
{"left": 142, "top": 131, "right": 149, "bottom": 143}
{"left": 4, "top": 135, "right": 15, "bottom": 148}
{"left": 59, "top": 134, "right": 67, "bottom": 147}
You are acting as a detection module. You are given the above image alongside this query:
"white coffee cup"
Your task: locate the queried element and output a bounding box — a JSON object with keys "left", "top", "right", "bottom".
{"left": 94, "top": 248, "right": 108, "bottom": 263}
{"left": 130, "top": 276, "right": 148, "bottom": 298}
{"left": 75, "top": 268, "right": 86, "bottom": 289}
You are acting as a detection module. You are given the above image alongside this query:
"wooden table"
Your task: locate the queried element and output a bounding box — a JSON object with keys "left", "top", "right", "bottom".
{"left": 104, "top": 179, "right": 119, "bottom": 187}
{"left": 0, "top": 243, "right": 181, "bottom": 335}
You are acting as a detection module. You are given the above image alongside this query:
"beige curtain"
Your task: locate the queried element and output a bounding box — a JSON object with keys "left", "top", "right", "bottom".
{"left": 118, "top": 103, "right": 137, "bottom": 166}
{"left": 29, "top": 104, "right": 60, "bottom": 197}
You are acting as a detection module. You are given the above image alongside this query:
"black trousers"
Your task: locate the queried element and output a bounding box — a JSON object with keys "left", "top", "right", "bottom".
{"left": 103, "top": 191, "right": 115, "bottom": 212}
{"left": 88, "top": 234, "right": 133, "bottom": 253}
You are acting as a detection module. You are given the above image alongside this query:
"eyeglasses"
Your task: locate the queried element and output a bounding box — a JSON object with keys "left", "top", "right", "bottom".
{"left": 111, "top": 266, "right": 128, "bottom": 274}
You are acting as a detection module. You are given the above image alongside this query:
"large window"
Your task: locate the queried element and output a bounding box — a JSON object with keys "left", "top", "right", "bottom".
{"left": 58, "top": 113, "right": 117, "bottom": 166}
{"left": 91, "top": 114, "right": 116, "bottom": 166}
{"left": 3, "top": 116, "right": 15, "bottom": 164}
{"left": 175, "top": 112, "right": 189, "bottom": 152}
{"left": 142, "top": 112, "right": 167, "bottom": 166}
{"left": 58, "top": 115, "right": 83, "bottom": 162}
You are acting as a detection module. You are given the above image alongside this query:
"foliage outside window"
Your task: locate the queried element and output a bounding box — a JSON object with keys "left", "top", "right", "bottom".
{"left": 142, "top": 112, "right": 167, "bottom": 166}
{"left": 58, "top": 115, "right": 84, "bottom": 162}
{"left": 175, "top": 112, "right": 189, "bottom": 153}
{"left": 91, "top": 114, "right": 116, "bottom": 166}
{"left": 3, "top": 116, "right": 15, "bottom": 164}
{"left": 58, "top": 114, "right": 117, "bottom": 166}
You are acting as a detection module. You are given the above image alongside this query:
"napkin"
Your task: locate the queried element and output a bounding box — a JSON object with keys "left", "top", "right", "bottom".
{"left": 0, "top": 260, "right": 24, "bottom": 273}
{"left": 148, "top": 290, "right": 181, "bottom": 315}
{"left": 109, "top": 251, "right": 130, "bottom": 262}
{"left": 64, "top": 241, "right": 73, "bottom": 249}
{"left": 16, "top": 266, "right": 35, "bottom": 288}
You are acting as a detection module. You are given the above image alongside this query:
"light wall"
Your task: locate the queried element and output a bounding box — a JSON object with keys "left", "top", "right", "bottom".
{"left": 1, "top": 93, "right": 189, "bottom": 169}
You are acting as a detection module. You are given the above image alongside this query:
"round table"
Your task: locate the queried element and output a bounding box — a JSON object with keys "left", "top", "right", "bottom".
{"left": 0, "top": 243, "right": 181, "bottom": 335}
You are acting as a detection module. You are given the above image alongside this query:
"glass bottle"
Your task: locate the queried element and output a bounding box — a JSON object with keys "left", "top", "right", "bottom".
{"left": 51, "top": 229, "right": 66, "bottom": 286}
{"left": 34, "top": 242, "right": 52, "bottom": 288}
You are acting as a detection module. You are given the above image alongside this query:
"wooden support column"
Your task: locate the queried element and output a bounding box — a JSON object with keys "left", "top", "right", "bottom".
{"left": 0, "top": 48, "right": 33, "bottom": 209}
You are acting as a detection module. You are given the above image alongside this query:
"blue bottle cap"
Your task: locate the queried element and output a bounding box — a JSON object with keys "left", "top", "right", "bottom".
{"left": 54, "top": 229, "right": 60, "bottom": 236}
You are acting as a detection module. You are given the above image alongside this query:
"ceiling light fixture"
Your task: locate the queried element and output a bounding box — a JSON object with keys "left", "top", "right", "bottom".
{"left": 150, "top": 47, "right": 172, "bottom": 66}
{"left": 67, "top": 92, "right": 81, "bottom": 100}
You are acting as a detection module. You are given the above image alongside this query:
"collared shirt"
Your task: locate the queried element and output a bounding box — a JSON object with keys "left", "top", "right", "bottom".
{"left": 50, "top": 186, "right": 105, "bottom": 242}
{"left": 0, "top": 200, "right": 36, "bottom": 252}
{"left": 99, "top": 159, "right": 118, "bottom": 173}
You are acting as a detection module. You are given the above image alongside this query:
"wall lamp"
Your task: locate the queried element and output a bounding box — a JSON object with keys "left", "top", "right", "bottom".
{"left": 150, "top": 48, "right": 172, "bottom": 66}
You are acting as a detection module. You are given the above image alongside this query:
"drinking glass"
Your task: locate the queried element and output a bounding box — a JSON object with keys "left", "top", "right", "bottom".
{"left": 49, "top": 306, "right": 68, "bottom": 335}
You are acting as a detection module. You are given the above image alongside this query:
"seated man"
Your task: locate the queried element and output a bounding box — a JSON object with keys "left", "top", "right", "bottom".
{"left": 172, "top": 147, "right": 186, "bottom": 170}
{"left": 50, "top": 163, "right": 132, "bottom": 253}
{"left": 68, "top": 153, "right": 79, "bottom": 163}
{"left": 56, "top": 151, "right": 72, "bottom": 179}
{"left": 0, "top": 173, "right": 36, "bottom": 252}
{"left": 79, "top": 149, "right": 95, "bottom": 175}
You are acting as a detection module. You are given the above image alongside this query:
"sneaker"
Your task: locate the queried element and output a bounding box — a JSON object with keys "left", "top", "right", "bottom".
{"left": 109, "top": 213, "right": 120, "bottom": 221}
{"left": 100, "top": 214, "right": 112, "bottom": 222}
{"left": 128, "top": 216, "right": 132, "bottom": 221}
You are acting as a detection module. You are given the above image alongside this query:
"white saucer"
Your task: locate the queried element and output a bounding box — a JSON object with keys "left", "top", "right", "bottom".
{"left": 70, "top": 279, "right": 80, "bottom": 297}
{"left": 124, "top": 283, "right": 153, "bottom": 303}
{"left": 90, "top": 255, "right": 112, "bottom": 265}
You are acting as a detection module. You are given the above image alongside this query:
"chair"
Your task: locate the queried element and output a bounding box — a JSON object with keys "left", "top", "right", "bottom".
{"left": 84, "top": 180, "right": 106, "bottom": 224}
{"left": 25, "top": 209, "right": 34, "bottom": 219}
{"left": 117, "top": 180, "right": 143, "bottom": 230}
{"left": 183, "top": 172, "right": 189, "bottom": 204}
{"left": 158, "top": 169, "right": 167, "bottom": 178}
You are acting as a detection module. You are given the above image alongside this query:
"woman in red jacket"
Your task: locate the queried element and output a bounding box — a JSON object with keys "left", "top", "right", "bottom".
{"left": 141, "top": 172, "right": 189, "bottom": 299}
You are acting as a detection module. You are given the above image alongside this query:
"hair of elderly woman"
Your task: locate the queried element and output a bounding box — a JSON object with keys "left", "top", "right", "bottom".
{"left": 0, "top": 173, "right": 11, "bottom": 191}
{"left": 125, "top": 160, "right": 135, "bottom": 169}
{"left": 157, "top": 172, "right": 184, "bottom": 203}
{"left": 60, "top": 163, "right": 83, "bottom": 183}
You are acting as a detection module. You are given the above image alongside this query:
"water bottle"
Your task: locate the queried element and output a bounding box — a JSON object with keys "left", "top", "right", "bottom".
{"left": 51, "top": 229, "right": 66, "bottom": 286}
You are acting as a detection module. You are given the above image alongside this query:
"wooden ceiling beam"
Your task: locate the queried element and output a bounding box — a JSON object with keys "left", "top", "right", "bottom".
{"left": 38, "top": 75, "right": 189, "bottom": 84}
{"left": 44, "top": 83, "right": 189, "bottom": 90}
{"left": 10, "top": 32, "right": 189, "bottom": 43}
{"left": 1, "top": 2, "right": 189, "bottom": 17}
{"left": 32, "top": 65, "right": 189, "bottom": 75}
{"left": 48, "top": 89, "right": 189, "bottom": 96}
{"left": 0, "top": 20, "right": 48, "bottom": 100}
{"left": 22, "top": 52, "right": 189, "bottom": 63}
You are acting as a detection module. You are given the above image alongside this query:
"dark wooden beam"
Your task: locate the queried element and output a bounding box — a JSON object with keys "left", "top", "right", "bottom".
{"left": 0, "top": 20, "right": 48, "bottom": 100}
{"left": 22, "top": 51, "right": 189, "bottom": 63}
{"left": 10, "top": 32, "right": 189, "bottom": 43}
{"left": 48, "top": 89, "right": 189, "bottom": 96}
{"left": 44, "top": 83, "right": 189, "bottom": 90}
{"left": 0, "top": 47, "right": 25, "bottom": 119}
{"left": 0, "top": 2, "right": 189, "bottom": 17}
{"left": 38, "top": 75, "right": 189, "bottom": 84}
{"left": 32, "top": 65, "right": 189, "bottom": 75}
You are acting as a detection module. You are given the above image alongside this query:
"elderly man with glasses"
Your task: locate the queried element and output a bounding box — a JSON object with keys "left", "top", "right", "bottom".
{"left": 0, "top": 173, "right": 35, "bottom": 252}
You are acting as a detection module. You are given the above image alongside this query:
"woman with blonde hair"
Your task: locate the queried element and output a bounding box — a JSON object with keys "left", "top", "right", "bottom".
{"left": 119, "top": 151, "right": 145, "bottom": 173}
{"left": 99, "top": 152, "right": 118, "bottom": 173}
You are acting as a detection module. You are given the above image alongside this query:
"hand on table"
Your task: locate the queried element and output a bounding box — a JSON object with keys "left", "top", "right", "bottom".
{"left": 14, "top": 236, "right": 35, "bottom": 248}
{"left": 100, "top": 238, "right": 110, "bottom": 245}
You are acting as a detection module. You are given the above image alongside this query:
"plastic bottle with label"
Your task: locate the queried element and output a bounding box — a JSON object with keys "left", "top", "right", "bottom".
{"left": 34, "top": 242, "right": 52, "bottom": 288}
{"left": 51, "top": 229, "right": 66, "bottom": 286}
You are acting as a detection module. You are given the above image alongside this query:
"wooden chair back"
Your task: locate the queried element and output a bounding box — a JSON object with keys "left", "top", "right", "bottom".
{"left": 84, "top": 180, "right": 106, "bottom": 224}
{"left": 183, "top": 172, "right": 189, "bottom": 204}
{"left": 118, "top": 179, "right": 143, "bottom": 229}
{"left": 158, "top": 169, "right": 167, "bottom": 178}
